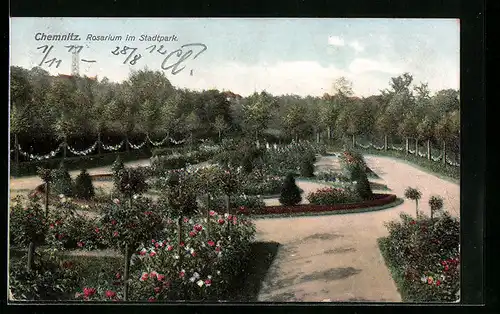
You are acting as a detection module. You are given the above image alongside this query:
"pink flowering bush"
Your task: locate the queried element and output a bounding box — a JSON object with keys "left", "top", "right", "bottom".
{"left": 126, "top": 211, "right": 255, "bottom": 301}
{"left": 378, "top": 211, "right": 460, "bottom": 302}
{"left": 306, "top": 186, "right": 361, "bottom": 205}
{"left": 9, "top": 195, "right": 48, "bottom": 248}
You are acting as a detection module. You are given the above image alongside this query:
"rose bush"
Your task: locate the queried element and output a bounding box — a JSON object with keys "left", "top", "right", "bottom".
{"left": 378, "top": 211, "right": 460, "bottom": 302}
{"left": 306, "top": 186, "right": 361, "bottom": 205}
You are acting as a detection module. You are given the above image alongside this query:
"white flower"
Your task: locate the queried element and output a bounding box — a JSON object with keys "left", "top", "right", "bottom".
{"left": 59, "top": 194, "right": 64, "bottom": 198}
{"left": 61, "top": 198, "right": 67, "bottom": 203}
{"left": 197, "top": 280, "right": 204, "bottom": 287}
{"left": 174, "top": 255, "right": 180, "bottom": 260}
{"left": 421, "top": 275, "right": 427, "bottom": 283}
{"left": 189, "top": 276, "right": 196, "bottom": 282}
{"left": 193, "top": 272, "right": 200, "bottom": 279}
{"left": 133, "top": 195, "right": 138, "bottom": 200}
{"left": 224, "top": 213, "right": 229, "bottom": 218}
{"left": 190, "top": 248, "right": 195, "bottom": 254}
{"left": 207, "top": 275, "right": 212, "bottom": 279}
{"left": 217, "top": 271, "right": 221, "bottom": 275}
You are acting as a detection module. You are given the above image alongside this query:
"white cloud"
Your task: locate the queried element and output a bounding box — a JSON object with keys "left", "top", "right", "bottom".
{"left": 348, "top": 40, "right": 364, "bottom": 52}
{"left": 348, "top": 58, "right": 402, "bottom": 75}
{"left": 328, "top": 36, "right": 345, "bottom": 47}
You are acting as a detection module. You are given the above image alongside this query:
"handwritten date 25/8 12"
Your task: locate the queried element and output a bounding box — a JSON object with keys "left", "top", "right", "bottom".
{"left": 111, "top": 43, "right": 207, "bottom": 75}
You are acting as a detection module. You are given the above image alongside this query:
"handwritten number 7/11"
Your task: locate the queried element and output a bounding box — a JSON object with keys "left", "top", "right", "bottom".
{"left": 111, "top": 46, "right": 142, "bottom": 65}
{"left": 36, "top": 45, "right": 62, "bottom": 68}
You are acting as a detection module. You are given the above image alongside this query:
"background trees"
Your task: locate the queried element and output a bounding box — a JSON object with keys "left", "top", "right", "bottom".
{"left": 9, "top": 66, "right": 460, "bottom": 163}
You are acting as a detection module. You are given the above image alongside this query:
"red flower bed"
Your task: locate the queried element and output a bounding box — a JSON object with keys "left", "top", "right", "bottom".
{"left": 238, "top": 194, "right": 397, "bottom": 216}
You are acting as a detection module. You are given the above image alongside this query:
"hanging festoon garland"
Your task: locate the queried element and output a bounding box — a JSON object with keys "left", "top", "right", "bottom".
{"left": 17, "top": 143, "right": 64, "bottom": 161}
{"left": 127, "top": 139, "right": 147, "bottom": 150}
{"left": 101, "top": 140, "right": 124, "bottom": 152}
{"left": 147, "top": 134, "right": 169, "bottom": 147}
{"left": 170, "top": 137, "right": 186, "bottom": 145}
{"left": 355, "top": 140, "right": 460, "bottom": 167}
{"left": 67, "top": 141, "right": 99, "bottom": 156}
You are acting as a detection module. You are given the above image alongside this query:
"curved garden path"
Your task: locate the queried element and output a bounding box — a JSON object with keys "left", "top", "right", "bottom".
{"left": 254, "top": 155, "right": 460, "bottom": 302}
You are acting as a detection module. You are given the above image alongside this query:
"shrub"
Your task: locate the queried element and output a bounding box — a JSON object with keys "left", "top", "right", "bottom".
{"left": 350, "top": 163, "right": 373, "bottom": 200}
{"left": 240, "top": 174, "right": 283, "bottom": 196}
{"left": 115, "top": 167, "right": 149, "bottom": 199}
{"left": 379, "top": 211, "right": 460, "bottom": 302}
{"left": 45, "top": 200, "right": 106, "bottom": 251}
{"left": 9, "top": 254, "right": 80, "bottom": 300}
{"left": 428, "top": 195, "right": 444, "bottom": 219}
{"left": 279, "top": 173, "right": 302, "bottom": 206}
{"left": 9, "top": 195, "right": 48, "bottom": 248}
{"left": 306, "top": 186, "right": 361, "bottom": 205}
{"left": 300, "top": 158, "right": 315, "bottom": 178}
{"left": 202, "top": 194, "right": 266, "bottom": 214}
{"left": 74, "top": 169, "right": 95, "bottom": 200}
{"left": 404, "top": 187, "right": 422, "bottom": 216}
{"left": 52, "top": 162, "right": 74, "bottom": 197}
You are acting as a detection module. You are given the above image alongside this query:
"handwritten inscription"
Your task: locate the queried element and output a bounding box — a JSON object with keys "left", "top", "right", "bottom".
{"left": 33, "top": 32, "right": 205, "bottom": 75}
{"left": 111, "top": 43, "right": 207, "bottom": 75}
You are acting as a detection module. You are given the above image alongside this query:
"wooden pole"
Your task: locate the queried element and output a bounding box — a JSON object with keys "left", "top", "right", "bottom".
{"left": 97, "top": 132, "right": 102, "bottom": 156}
{"left": 443, "top": 141, "right": 447, "bottom": 165}
{"left": 384, "top": 135, "right": 388, "bottom": 151}
{"left": 427, "top": 139, "right": 431, "bottom": 160}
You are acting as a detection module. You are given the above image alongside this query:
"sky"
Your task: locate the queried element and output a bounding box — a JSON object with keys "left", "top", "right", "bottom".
{"left": 10, "top": 18, "right": 460, "bottom": 97}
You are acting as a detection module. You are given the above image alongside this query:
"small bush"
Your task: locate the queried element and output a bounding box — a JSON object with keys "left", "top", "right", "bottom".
{"left": 202, "top": 194, "right": 266, "bottom": 213}
{"left": 279, "top": 173, "right": 302, "bottom": 206}
{"left": 9, "top": 254, "right": 80, "bottom": 300}
{"left": 74, "top": 169, "right": 95, "bottom": 200}
{"left": 52, "top": 162, "right": 74, "bottom": 197}
{"left": 350, "top": 163, "right": 373, "bottom": 200}
{"left": 300, "top": 158, "right": 315, "bottom": 178}
{"left": 306, "top": 186, "right": 361, "bottom": 205}
{"left": 9, "top": 195, "right": 48, "bottom": 248}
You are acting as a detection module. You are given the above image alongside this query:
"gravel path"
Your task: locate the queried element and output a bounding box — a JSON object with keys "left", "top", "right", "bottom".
{"left": 254, "top": 155, "right": 460, "bottom": 302}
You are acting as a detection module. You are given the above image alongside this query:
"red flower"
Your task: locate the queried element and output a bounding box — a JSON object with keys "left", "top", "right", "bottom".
{"left": 55, "top": 220, "right": 62, "bottom": 225}
{"left": 215, "top": 246, "right": 221, "bottom": 252}
{"left": 155, "top": 243, "right": 160, "bottom": 249}
{"left": 141, "top": 273, "right": 149, "bottom": 281}
{"left": 183, "top": 217, "right": 189, "bottom": 223}
{"left": 167, "top": 245, "right": 173, "bottom": 251}
{"left": 194, "top": 224, "right": 203, "bottom": 232}
{"left": 209, "top": 210, "right": 216, "bottom": 216}
{"left": 105, "top": 290, "right": 116, "bottom": 299}
{"left": 77, "top": 241, "right": 84, "bottom": 247}
{"left": 441, "top": 261, "right": 447, "bottom": 266}
{"left": 144, "top": 211, "right": 152, "bottom": 215}
{"left": 436, "top": 280, "right": 441, "bottom": 286}
{"left": 410, "top": 221, "right": 416, "bottom": 225}
{"left": 148, "top": 297, "right": 156, "bottom": 302}
{"left": 150, "top": 251, "right": 157, "bottom": 257}
{"left": 139, "top": 250, "right": 146, "bottom": 256}
{"left": 227, "top": 215, "right": 233, "bottom": 221}
{"left": 58, "top": 234, "right": 64, "bottom": 240}
{"left": 154, "top": 287, "right": 161, "bottom": 294}
{"left": 427, "top": 277, "right": 433, "bottom": 285}
{"left": 150, "top": 272, "right": 158, "bottom": 279}
{"left": 189, "top": 231, "right": 197, "bottom": 237}
{"left": 191, "top": 251, "right": 197, "bottom": 257}
{"left": 444, "top": 265, "right": 449, "bottom": 271}
{"left": 180, "top": 242, "right": 185, "bottom": 247}
{"left": 179, "top": 271, "right": 185, "bottom": 278}
{"left": 205, "top": 279, "right": 212, "bottom": 286}
{"left": 157, "top": 274, "right": 165, "bottom": 281}
{"left": 111, "top": 220, "right": 117, "bottom": 225}
{"left": 116, "top": 272, "right": 121, "bottom": 279}
{"left": 83, "top": 287, "right": 97, "bottom": 297}
{"left": 217, "top": 219, "right": 225, "bottom": 225}
{"left": 49, "top": 224, "right": 55, "bottom": 229}
{"left": 207, "top": 240, "right": 215, "bottom": 247}
{"left": 152, "top": 239, "right": 156, "bottom": 243}
{"left": 113, "top": 231, "right": 119, "bottom": 237}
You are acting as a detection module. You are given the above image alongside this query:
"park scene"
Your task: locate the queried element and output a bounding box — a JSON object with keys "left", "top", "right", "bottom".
{"left": 9, "top": 18, "right": 460, "bottom": 303}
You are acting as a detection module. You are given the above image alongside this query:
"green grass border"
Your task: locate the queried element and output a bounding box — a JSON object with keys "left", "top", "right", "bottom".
{"left": 249, "top": 197, "right": 404, "bottom": 220}
{"left": 377, "top": 236, "right": 412, "bottom": 302}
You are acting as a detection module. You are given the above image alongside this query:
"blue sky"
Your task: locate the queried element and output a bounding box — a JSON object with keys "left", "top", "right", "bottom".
{"left": 10, "top": 18, "right": 459, "bottom": 97}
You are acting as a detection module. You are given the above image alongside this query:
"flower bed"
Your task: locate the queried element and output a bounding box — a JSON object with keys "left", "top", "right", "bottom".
{"left": 238, "top": 193, "right": 396, "bottom": 216}
{"left": 378, "top": 212, "right": 460, "bottom": 302}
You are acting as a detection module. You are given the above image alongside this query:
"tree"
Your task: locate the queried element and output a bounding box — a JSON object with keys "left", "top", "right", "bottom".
{"left": 74, "top": 169, "right": 95, "bottom": 200}
{"left": 404, "top": 187, "right": 422, "bottom": 217}
{"left": 242, "top": 92, "right": 276, "bottom": 140}
{"left": 282, "top": 104, "right": 309, "bottom": 141}
{"left": 37, "top": 167, "right": 53, "bottom": 217}
{"left": 279, "top": 173, "right": 302, "bottom": 206}
{"left": 428, "top": 195, "right": 444, "bottom": 220}
{"left": 212, "top": 115, "right": 229, "bottom": 140}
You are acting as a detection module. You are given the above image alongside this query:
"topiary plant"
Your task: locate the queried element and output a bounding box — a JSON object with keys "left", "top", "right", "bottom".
{"left": 350, "top": 163, "right": 373, "bottom": 200}
{"left": 404, "top": 187, "right": 422, "bottom": 217}
{"left": 74, "top": 169, "right": 95, "bottom": 200}
{"left": 428, "top": 195, "right": 444, "bottom": 219}
{"left": 52, "top": 162, "right": 74, "bottom": 197}
{"left": 279, "top": 173, "right": 302, "bottom": 206}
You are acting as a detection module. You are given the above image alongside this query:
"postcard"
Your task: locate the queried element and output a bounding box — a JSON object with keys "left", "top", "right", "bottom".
{"left": 8, "top": 17, "right": 460, "bottom": 303}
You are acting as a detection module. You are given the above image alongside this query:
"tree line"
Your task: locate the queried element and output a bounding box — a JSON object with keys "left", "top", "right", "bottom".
{"left": 10, "top": 66, "right": 459, "bottom": 155}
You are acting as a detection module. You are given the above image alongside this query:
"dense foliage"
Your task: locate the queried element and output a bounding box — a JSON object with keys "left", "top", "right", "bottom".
{"left": 279, "top": 174, "right": 302, "bottom": 206}
{"left": 306, "top": 186, "right": 361, "bottom": 205}
{"left": 52, "top": 162, "right": 74, "bottom": 197}
{"left": 74, "top": 169, "right": 95, "bottom": 200}
{"left": 379, "top": 210, "right": 460, "bottom": 302}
